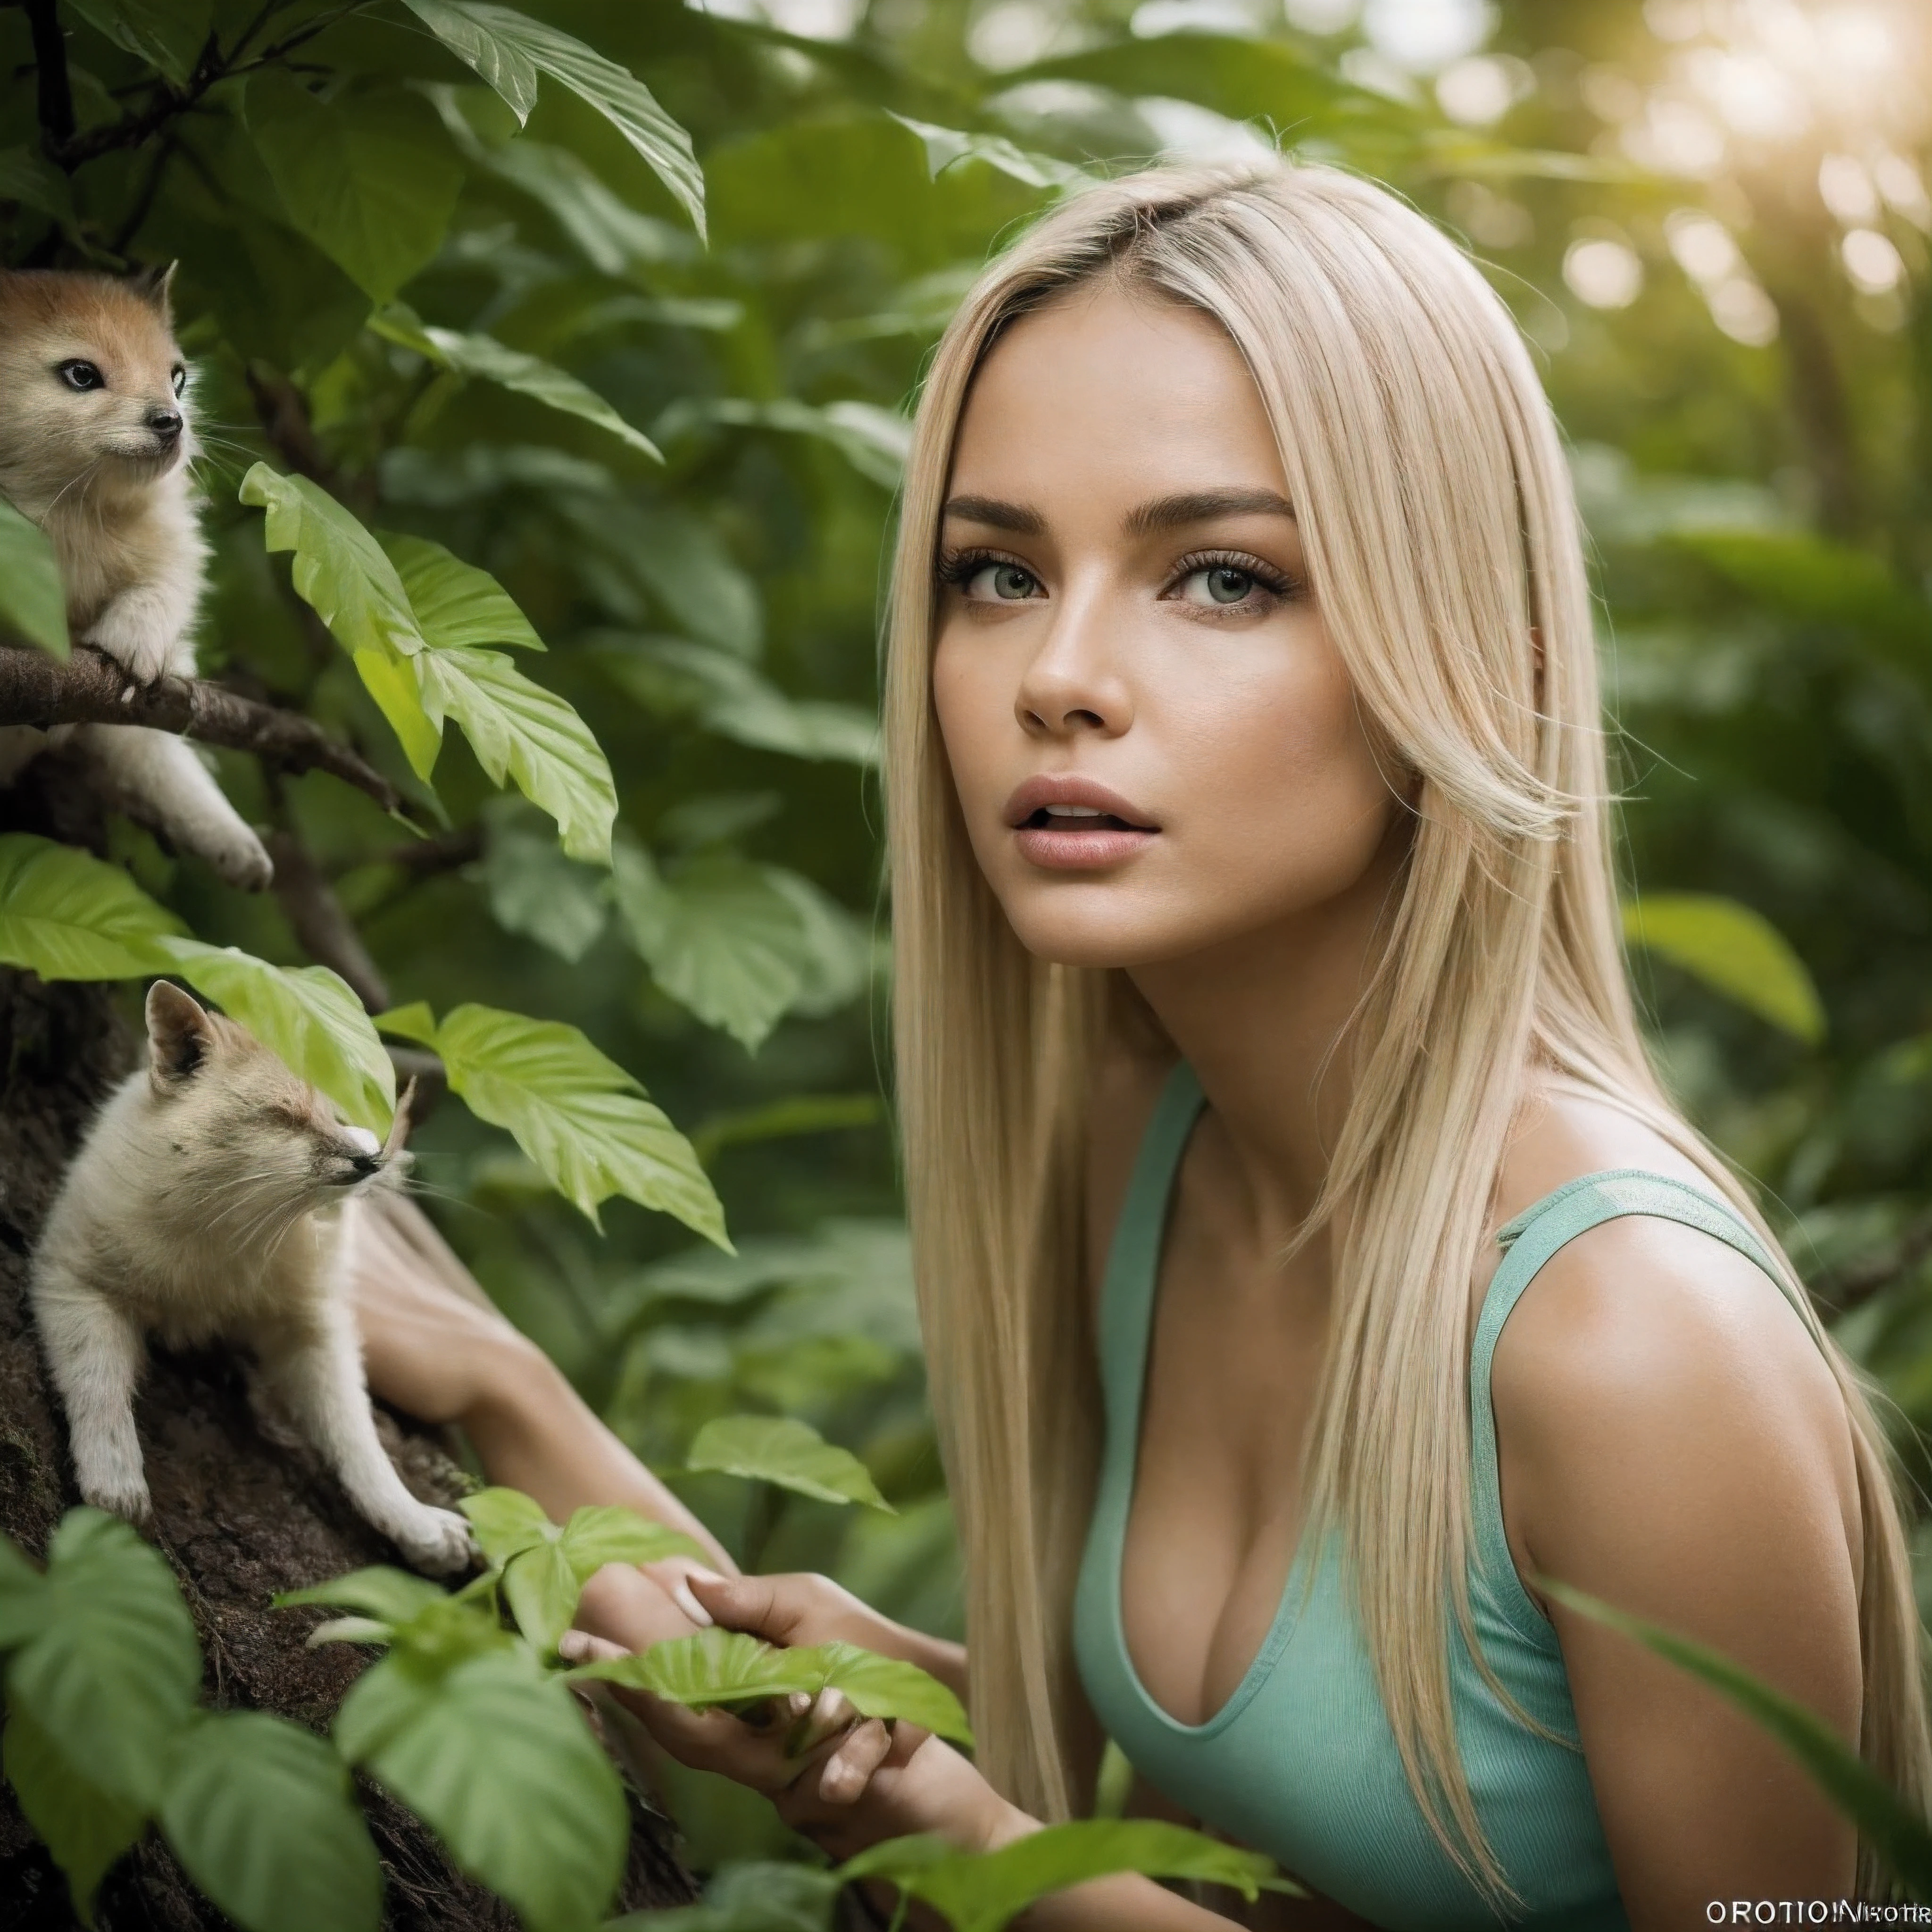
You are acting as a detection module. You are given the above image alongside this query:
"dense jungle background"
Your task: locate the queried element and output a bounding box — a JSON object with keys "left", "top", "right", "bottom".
{"left": 1, "top": 0, "right": 1930, "bottom": 1922}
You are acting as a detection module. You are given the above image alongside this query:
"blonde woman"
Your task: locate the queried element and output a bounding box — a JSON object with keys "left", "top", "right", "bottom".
{"left": 359, "top": 158, "right": 1932, "bottom": 1927}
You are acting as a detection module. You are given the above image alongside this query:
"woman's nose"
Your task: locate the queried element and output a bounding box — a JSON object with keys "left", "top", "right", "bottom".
{"left": 1014, "top": 598, "right": 1132, "bottom": 738}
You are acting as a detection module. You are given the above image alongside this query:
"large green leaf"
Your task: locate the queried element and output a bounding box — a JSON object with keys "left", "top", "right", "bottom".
{"left": 1541, "top": 1579, "right": 1932, "bottom": 1898}
{"left": 3, "top": 1511, "right": 201, "bottom": 1809}
{"left": 156, "top": 941, "right": 396, "bottom": 1132}
{"left": 239, "top": 464, "right": 441, "bottom": 777}
{"left": 336, "top": 1647, "right": 628, "bottom": 1932}
{"left": 377, "top": 1001, "right": 727, "bottom": 1244}
{"left": 559, "top": 1505, "right": 703, "bottom": 1574}
{"left": 383, "top": 534, "right": 544, "bottom": 652}
{"left": 887, "top": 112, "right": 1087, "bottom": 193}
{"left": 0, "top": 834, "right": 181, "bottom": 981}
{"left": 64, "top": 0, "right": 209, "bottom": 89}
{"left": 613, "top": 846, "right": 816, "bottom": 1052}
{"left": 400, "top": 0, "right": 540, "bottom": 121}
{"left": 276, "top": 1566, "right": 452, "bottom": 1629}
{"left": 483, "top": 811, "right": 609, "bottom": 962}
{"left": 811, "top": 1642, "right": 970, "bottom": 1746}
{"left": 2, "top": 1701, "right": 145, "bottom": 1923}
{"left": 413, "top": 646, "right": 617, "bottom": 864}
{"left": 839, "top": 1820, "right": 1294, "bottom": 1931}
{"left": 457, "top": 1487, "right": 554, "bottom": 1570}
{"left": 576, "top": 1626, "right": 822, "bottom": 1708}
{"left": 0, "top": 497, "right": 70, "bottom": 656}
{"left": 685, "top": 1414, "right": 891, "bottom": 1512}
{"left": 1622, "top": 894, "right": 1825, "bottom": 1044}
{"left": 245, "top": 73, "right": 462, "bottom": 303}
{"left": 159, "top": 1711, "right": 382, "bottom": 1932}
{"left": 398, "top": 2, "right": 704, "bottom": 236}
{"left": 371, "top": 307, "right": 661, "bottom": 461}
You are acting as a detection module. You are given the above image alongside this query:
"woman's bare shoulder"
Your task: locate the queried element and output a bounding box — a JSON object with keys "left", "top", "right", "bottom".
{"left": 1082, "top": 1034, "right": 1179, "bottom": 1317}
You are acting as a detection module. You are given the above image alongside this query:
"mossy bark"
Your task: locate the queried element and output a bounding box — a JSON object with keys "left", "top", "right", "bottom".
{"left": 0, "top": 757, "right": 700, "bottom": 1928}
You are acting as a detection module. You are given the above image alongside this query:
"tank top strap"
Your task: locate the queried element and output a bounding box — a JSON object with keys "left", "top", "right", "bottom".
{"left": 1468, "top": 1167, "right": 1803, "bottom": 1641}
{"left": 1096, "top": 1058, "right": 1208, "bottom": 1422}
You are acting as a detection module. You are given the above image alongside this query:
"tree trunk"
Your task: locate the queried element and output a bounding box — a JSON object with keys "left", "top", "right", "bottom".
{"left": 0, "top": 755, "right": 700, "bottom": 1928}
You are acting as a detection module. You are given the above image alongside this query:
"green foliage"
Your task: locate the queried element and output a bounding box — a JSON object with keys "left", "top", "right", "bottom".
{"left": 1542, "top": 1580, "right": 1932, "bottom": 1898}
{"left": 0, "top": 832, "right": 185, "bottom": 980}
{"left": 686, "top": 1414, "right": 894, "bottom": 1512}
{"left": 1622, "top": 893, "right": 1826, "bottom": 1044}
{"left": 0, "top": 498, "right": 70, "bottom": 656}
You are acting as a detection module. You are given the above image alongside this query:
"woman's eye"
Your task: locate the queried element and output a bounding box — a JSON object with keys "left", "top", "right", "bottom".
{"left": 1179, "top": 565, "right": 1260, "bottom": 607}
{"left": 964, "top": 562, "right": 1041, "bottom": 601}
{"left": 57, "top": 360, "right": 104, "bottom": 392}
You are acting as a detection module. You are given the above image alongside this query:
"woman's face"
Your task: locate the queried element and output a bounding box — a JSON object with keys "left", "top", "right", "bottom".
{"left": 931, "top": 280, "right": 1406, "bottom": 971}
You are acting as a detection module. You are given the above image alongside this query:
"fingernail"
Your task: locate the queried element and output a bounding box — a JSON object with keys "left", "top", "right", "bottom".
{"left": 671, "top": 1578, "right": 713, "bottom": 1626}
{"left": 685, "top": 1566, "right": 727, "bottom": 1589}
{"left": 558, "top": 1630, "right": 594, "bottom": 1663}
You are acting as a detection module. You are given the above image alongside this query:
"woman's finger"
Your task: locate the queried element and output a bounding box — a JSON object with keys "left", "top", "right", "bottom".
{"left": 816, "top": 1716, "right": 893, "bottom": 1805}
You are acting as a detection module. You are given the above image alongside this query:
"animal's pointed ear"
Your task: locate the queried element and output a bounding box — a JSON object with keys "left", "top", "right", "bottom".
{"left": 146, "top": 980, "right": 214, "bottom": 1089}
{"left": 133, "top": 260, "right": 177, "bottom": 321}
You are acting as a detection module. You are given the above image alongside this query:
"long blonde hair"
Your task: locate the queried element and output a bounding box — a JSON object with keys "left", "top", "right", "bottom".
{"left": 884, "top": 156, "right": 1931, "bottom": 1900}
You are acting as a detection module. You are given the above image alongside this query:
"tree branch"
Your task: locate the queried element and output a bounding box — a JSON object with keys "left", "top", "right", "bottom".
{"left": 25, "top": 0, "right": 75, "bottom": 152}
{"left": 0, "top": 646, "right": 408, "bottom": 817}
{"left": 265, "top": 827, "right": 392, "bottom": 1012}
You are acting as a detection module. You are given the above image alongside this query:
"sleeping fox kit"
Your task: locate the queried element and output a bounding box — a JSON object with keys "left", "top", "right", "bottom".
{"left": 0, "top": 265, "right": 272, "bottom": 890}
{"left": 31, "top": 982, "right": 474, "bottom": 1575}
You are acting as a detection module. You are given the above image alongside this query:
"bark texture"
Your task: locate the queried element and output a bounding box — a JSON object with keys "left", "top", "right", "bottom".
{"left": 0, "top": 755, "right": 700, "bottom": 1927}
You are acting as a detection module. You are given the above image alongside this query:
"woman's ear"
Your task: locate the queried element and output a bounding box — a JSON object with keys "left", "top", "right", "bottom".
{"left": 146, "top": 979, "right": 214, "bottom": 1090}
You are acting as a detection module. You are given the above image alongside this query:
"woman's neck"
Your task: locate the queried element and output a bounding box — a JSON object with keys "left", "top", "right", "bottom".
{"left": 1128, "top": 817, "right": 1411, "bottom": 1233}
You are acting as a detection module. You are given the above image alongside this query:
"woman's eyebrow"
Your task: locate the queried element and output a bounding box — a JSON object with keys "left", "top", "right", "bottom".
{"left": 1122, "top": 488, "right": 1296, "bottom": 533}
{"left": 941, "top": 494, "right": 1045, "bottom": 533}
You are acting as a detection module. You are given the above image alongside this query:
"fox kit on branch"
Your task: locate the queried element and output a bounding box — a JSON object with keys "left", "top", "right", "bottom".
{"left": 0, "top": 265, "right": 272, "bottom": 890}
{"left": 31, "top": 982, "right": 473, "bottom": 1576}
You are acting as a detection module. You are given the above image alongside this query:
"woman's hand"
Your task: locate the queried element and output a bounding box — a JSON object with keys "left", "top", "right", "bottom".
{"left": 559, "top": 1629, "right": 1026, "bottom": 1865}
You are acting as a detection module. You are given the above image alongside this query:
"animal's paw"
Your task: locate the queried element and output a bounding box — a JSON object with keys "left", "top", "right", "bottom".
{"left": 83, "top": 612, "right": 189, "bottom": 687}
{"left": 78, "top": 1473, "right": 155, "bottom": 1528}
{"left": 203, "top": 823, "right": 274, "bottom": 893}
{"left": 389, "top": 1504, "right": 475, "bottom": 1578}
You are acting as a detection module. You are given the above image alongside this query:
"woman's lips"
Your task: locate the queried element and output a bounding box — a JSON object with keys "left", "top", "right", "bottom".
{"left": 1001, "top": 778, "right": 1160, "bottom": 871}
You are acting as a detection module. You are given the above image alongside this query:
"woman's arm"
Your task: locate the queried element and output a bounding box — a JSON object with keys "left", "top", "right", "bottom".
{"left": 1494, "top": 1213, "right": 1865, "bottom": 1920}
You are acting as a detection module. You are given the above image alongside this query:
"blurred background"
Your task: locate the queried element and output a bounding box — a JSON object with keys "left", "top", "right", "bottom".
{"left": 6, "top": 0, "right": 1929, "bottom": 1865}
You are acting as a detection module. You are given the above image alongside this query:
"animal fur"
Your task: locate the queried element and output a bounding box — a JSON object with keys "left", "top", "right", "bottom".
{"left": 31, "top": 982, "right": 474, "bottom": 1575}
{"left": 0, "top": 266, "right": 272, "bottom": 890}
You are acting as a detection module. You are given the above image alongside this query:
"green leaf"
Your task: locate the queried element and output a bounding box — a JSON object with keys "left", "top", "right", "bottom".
{"left": 598, "top": 638, "right": 876, "bottom": 765}
{"left": 1622, "top": 894, "right": 1825, "bottom": 1044}
{"left": 245, "top": 74, "right": 462, "bottom": 303}
{"left": 155, "top": 941, "right": 396, "bottom": 1132}
{"left": 813, "top": 1642, "right": 971, "bottom": 1746}
{"left": 457, "top": 1487, "right": 554, "bottom": 1568}
{"left": 483, "top": 811, "right": 609, "bottom": 962}
{"left": 839, "top": 1820, "right": 1295, "bottom": 1932}
{"left": 501, "top": 1541, "right": 578, "bottom": 1654}
{"left": 0, "top": 147, "right": 76, "bottom": 224}
{"left": 377, "top": 1001, "right": 728, "bottom": 1245}
{"left": 65, "top": 0, "right": 208, "bottom": 90}
{"left": 159, "top": 1711, "right": 382, "bottom": 1932}
{"left": 414, "top": 645, "right": 617, "bottom": 864}
{"left": 355, "top": 648, "right": 444, "bottom": 782}
{"left": 383, "top": 534, "right": 544, "bottom": 651}
{"left": 303, "top": 1616, "right": 395, "bottom": 1649}
{"left": 654, "top": 396, "right": 910, "bottom": 491}
{"left": 558, "top": 1505, "right": 703, "bottom": 1574}
{"left": 559, "top": 509, "right": 761, "bottom": 657}
{"left": 575, "top": 1626, "right": 822, "bottom": 1707}
{"left": 371, "top": 307, "right": 661, "bottom": 462}
{"left": 886, "top": 112, "right": 1087, "bottom": 193}
{"left": 2, "top": 1700, "right": 146, "bottom": 1923}
{"left": 1539, "top": 1579, "right": 1932, "bottom": 1899}
{"left": 400, "top": 0, "right": 540, "bottom": 122}
{"left": 0, "top": 497, "right": 70, "bottom": 655}
{"left": 0, "top": 834, "right": 181, "bottom": 981}
{"left": 685, "top": 1415, "right": 892, "bottom": 1512}
{"left": 409, "top": 3, "right": 705, "bottom": 237}
{"left": 612, "top": 846, "right": 812, "bottom": 1052}
{"left": 4, "top": 1510, "right": 201, "bottom": 1809}
{"left": 337, "top": 1647, "right": 628, "bottom": 1932}
{"left": 277, "top": 1566, "right": 452, "bottom": 1627}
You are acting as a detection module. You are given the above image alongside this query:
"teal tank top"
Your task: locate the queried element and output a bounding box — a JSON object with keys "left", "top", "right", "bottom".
{"left": 1072, "top": 1059, "right": 1807, "bottom": 1930}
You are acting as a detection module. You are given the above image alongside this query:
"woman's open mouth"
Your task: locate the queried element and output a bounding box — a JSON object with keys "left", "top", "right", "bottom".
{"left": 1003, "top": 780, "right": 1160, "bottom": 871}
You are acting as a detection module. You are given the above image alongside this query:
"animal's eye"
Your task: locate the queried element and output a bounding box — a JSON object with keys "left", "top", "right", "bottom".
{"left": 57, "top": 360, "right": 104, "bottom": 392}
{"left": 171, "top": 366, "right": 186, "bottom": 396}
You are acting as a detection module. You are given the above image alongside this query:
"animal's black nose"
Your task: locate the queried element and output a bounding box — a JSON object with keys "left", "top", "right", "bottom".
{"left": 348, "top": 1151, "right": 383, "bottom": 1178}
{"left": 147, "top": 408, "right": 182, "bottom": 441}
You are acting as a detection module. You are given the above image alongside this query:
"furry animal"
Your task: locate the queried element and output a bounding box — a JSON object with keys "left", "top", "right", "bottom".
{"left": 31, "top": 981, "right": 474, "bottom": 1575}
{"left": 0, "top": 266, "right": 272, "bottom": 890}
